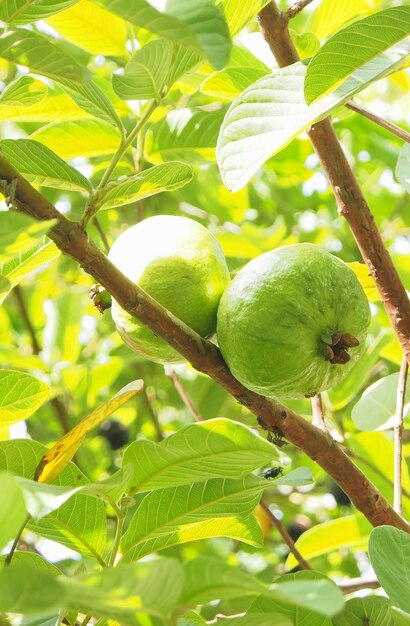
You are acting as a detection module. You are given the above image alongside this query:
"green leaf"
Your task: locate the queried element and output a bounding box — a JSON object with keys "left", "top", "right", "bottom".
{"left": 0, "top": 238, "right": 61, "bottom": 305}
{"left": 0, "top": 472, "right": 27, "bottom": 551}
{"left": 181, "top": 558, "right": 344, "bottom": 616}
{"left": 113, "top": 39, "right": 175, "bottom": 101}
{"left": 217, "top": 48, "right": 408, "bottom": 191}
{"left": 46, "top": 0, "right": 127, "bottom": 56}
{"left": 16, "top": 477, "right": 83, "bottom": 522}
{"left": 369, "top": 526, "right": 410, "bottom": 614}
{"left": 122, "top": 418, "right": 281, "bottom": 493}
{"left": 0, "top": 212, "right": 56, "bottom": 263}
{"left": 0, "top": 139, "right": 92, "bottom": 191}
{"left": 219, "top": 0, "right": 272, "bottom": 36}
{"left": 122, "top": 515, "right": 263, "bottom": 562}
{"left": 0, "top": 29, "right": 85, "bottom": 83}
{"left": 0, "top": 562, "right": 65, "bottom": 615}
{"left": 0, "top": 0, "right": 80, "bottom": 25}
{"left": 0, "top": 551, "right": 62, "bottom": 576}
{"left": 249, "top": 572, "right": 334, "bottom": 626}
{"left": 0, "top": 77, "right": 47, "bottom": 107}
{"left": 305, "top": 7, "right": 410, "bottom": 104}
{"left": 147, "top": 108, "right": 226, "bottom": 164}
{"left": 95, "top": 0, "right": 231, "bottom": 70}
{"left": 121, "top": 476, "right": 265, "bottom": 560}
{"left": 62, "top": 559, "right": 183, "bottom": 623}
{"left": 273, "top": 466, "right": 314, "bottom": 486}
{"left": 0, "top": 369, "right": 50, "bottom": 426}
{"left": 306, "top": 0, "right": 378, "bottom": 40}
{"left": 31, "top": 119, "right": 122, "bottom": 159}
{"left": 201, "top": 67, "right": 268, "bottom": 101}
{"left": 98, "top": 162, "right": 193, "bottom": 210}
{"left": 0, "top": 439, "right": 107, "bottom": 559}
{"left": 213, "top": 613, "right": 292, "bottom": 626}
{"left": 0, "top": 88, "right": 87, "bottom": 123}
{"left": 333, "top": 596, "right": 405, "bottom": 626}
{"left": 285, "top": 514, "right": 371, "bottom": 570}
{"left": 351, "top": 372, "right": 410, "bottom": 431}
{"left": 396, "top": 143, "right": 410, "bottom": 192}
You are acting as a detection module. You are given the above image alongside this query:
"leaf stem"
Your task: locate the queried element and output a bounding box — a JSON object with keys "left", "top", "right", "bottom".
{"left": 108, "top": 507, "right": 124, "bottom": 567}
{"left": 4, "top": 513, "right": 31, "bottom": 565}
{"left": 394, "top": 355, "right": 409, "bottom": 515}
{"left": 346, "top": 100, "right": 410, "bottom": 144}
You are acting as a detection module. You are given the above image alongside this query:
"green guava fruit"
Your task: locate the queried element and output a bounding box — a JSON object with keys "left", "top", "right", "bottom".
{"left": 108, "top": 215, "right": 230, "bottom": 364}
{"left": 216, "top": 243, "right": 371, "bottom": 399}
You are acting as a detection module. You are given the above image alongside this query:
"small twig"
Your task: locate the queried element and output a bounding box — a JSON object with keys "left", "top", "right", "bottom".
{"left": 13, "top": 286, "right": 71, "bottom": 433}
{"left": 311, "top": 393, "right": 327, "bottom": 432}
{"left": 285, "top": 0, "right": 314, "bottom": 19}
{"left": 260, "top": 500, "right": 312, "bottom": 570}
{"left": 338, "top": 577, "right": 380, "bottom": 594}
{"left": 206, "top": 614, "right": 245, "bottom": 624}
{"left": 5, "top": 514, "right": 31, "bottom": 565}
{"left": 165, "top": 365, "right": 204, "bottom": 422}
{"left": 394, "top": 355, "right": 409, "bottom": 515}
{"left": 346, "top": 101, "right": 410, "bottom": 144}
{"left": 92, "top": 217, "right": 110, "bottom": 253}
{"left": 136, "top": 365, "right": 164, "bottom": 441}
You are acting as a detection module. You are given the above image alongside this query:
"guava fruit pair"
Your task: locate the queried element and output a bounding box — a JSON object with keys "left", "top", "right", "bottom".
{"left": 109, "top": 216, "right": 370, "bottom": 399}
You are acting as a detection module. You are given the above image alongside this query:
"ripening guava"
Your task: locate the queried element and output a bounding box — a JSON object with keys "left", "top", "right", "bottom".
{"left": 216, "top": 243, "right": 371, "bottom": 399}
{"left": 108, "top": 215, "right": 230, "bottom": 364}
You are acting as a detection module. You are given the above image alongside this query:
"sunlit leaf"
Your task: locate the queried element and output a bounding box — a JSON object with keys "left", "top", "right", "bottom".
{"left": 0, "top": 0, "right": 79, "bottom": 25}
{"left": 0, "top": 212, "right": 56, "bottom": 263}
{"left": 369, "top": 526, "right": 410, "bottom": 614}
{"left": 307, "top": 0, "right": 380, "bottom": 40}
{"left": 47, "top": 0, "right": 127, "bottom": 56}
{"left": 0, "top": 370, "right": 50, "bottom": 426}
{"left": 35, "top": 380, "right": 143, "bottom": 483}
{"left": 396, "top": 143, "right": 410, "bottom": 192}
{"left": 0, "top": 562, "right": 65, "bottom": 615}
{"left": 0, "top": 472, "right": 27, "bottom": 551}
{"left": 351, "top": 372, "right": 410, "bottom": 431}
{"left": 219, "top": 0, "right": 272, "bottom": 36}
{"left": 0, "top": 77, "right": 47, "bottom": 107}
{"left": 217, "top": 49, "right": 407, "bottom": 191}
{"left": 305, "top": 6, "right": 410, "bottom": 104}
{"left": 0, "top": 139, "right": 92, "bottom": 191}
{"left": 333, "top": 596, "right": 404, "bottom": 626}
{"left": 348, "top": 262, "right": 379, "bottom": 302}
{"left": 201, "top": 67, "right": 268, "bottom": 101}
{"left": 98, "top": 162, "right": 193, "bottom": 210}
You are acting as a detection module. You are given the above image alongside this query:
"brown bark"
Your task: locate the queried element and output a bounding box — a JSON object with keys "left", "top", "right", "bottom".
{"left": 1, "top": 153, "right": 409, "bottom": 532}
{"left": 257, "top": 1, "right": 410, "bottom": 366}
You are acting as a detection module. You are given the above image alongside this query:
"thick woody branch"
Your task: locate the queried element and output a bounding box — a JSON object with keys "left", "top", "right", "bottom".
{"left": 257, "top": 1, "right": 410, "bottom": 367}
{"left": 1, "top": 154, "right": 408, "bottom": 533}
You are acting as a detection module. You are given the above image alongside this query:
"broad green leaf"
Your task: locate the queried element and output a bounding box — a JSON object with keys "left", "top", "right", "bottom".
{"left": 16, "top": 477, "right": 83, "bottom": 521}
{"left": 290, "top": 30, "right": 320, "bottom": 60}
{"left": 0, "top": 551, "right": 62, "bottom": 576}
{"left": 333, "top": 596, "right": 404, "bottom": 626}
{"left": 0, "top": 562, "right": 65, "bottom": 615}
{"left": 122, "top": 418, "right": 281, "bottom": 493}
{"left": 396, "top": 143, "right": 410, "bottom": 192}
{"left": 62, "top": 559, "right": 183, "bottom": 623}
{"left": 31, "top": 119, "right": 122, "bottom": 159}
{"left": 0, "top": 139, "right": 92, "bottom": 191}
{"left": 0, "top": 439, "right": 107, "bottom": 558}
{"left": 217, "top": 49, "right": 408, "bottom": 191}
{"left": 56, "top": 77, "right": 124, "bottom": 131}
{"left": 121, "top": 476, "right": 266, "bottom": 560}
{"left": 0, "top": 0, "right": 79, "bottom": 25}
{"left": 0, "top": 212, "right": 56, "bottom": 263}
{"left": 352, "top": 372, "right": 410, "bottom": 431}
{"left": 47, "top": 0, "right": 127, "bottom": 56}
{"left": 178, "top": 613, "right": 208, "bottom": 626}
{"left": 0, "top": 238, "right": 61, "bottom": 305}
{"left": 285, "top": 514, "right": 371, "bottom": 570}
{"left": 305, "top": 7, "right": 410, "bottom": 104}
{"left": 348, "top": 262, "right": 379, "bottom": 302}
{"left": 81, "top": 464, "right": 134, "bottom": 504}
{"left": 113, "top": 40, "right": 175, "bottom": 101}
{"left": 35, "top": 380, "right": 143, "bottom": 483}
{"left": 122, "top": 515, "right": 263, "bottom": 562}
{"left": 97, "top": 162, "right": 193, "bottom": 210}
{"left": 0, "top": 472, "right": 27, "bottom": 550}
{"left": 168, "top": 47, "right": 202, "bottom": 86}
{"left": 369, "top": 526, "right": 410, "bottom": 614}
{"left": 181, "top": 558, "right": 344, "bottom": 616}
{"left": 214, "top": 613, "right": 292, "bottom": 626}
{"left": 273, "top": 466, "right": 313, "bottom": 487}
{"left": 219, "top": 0, "right": 272, "bottom": 35}
{"left": 0, "top": 77, "right": 47, "bottom": 107}
{"left": 201, "top": 67, "right": 268, "bottom": 101}
{"left": 147, "top": 108, "right": 226, "bottom": 164}
{"left": 0, "top": 369, "right": 50, "bottom": 426}
{"left": 249, "top": 572, "right": 334, "bottom": 626}
{"left": 0, "top": 29, "right": 85, "bottom": 83}
{"left": 307, "top": 0, "right": 379, "bottom": 40}
{"left": 95, "top": 0, "right": 231, "bottom": 70}
{"left": 0, "top": 90, "right": 88, "bottom": 123}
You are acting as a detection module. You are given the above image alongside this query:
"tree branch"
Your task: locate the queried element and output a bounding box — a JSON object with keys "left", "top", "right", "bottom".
{"left": 285, "top": 0, "right": 314, "bottom": 20}
{"left": 165, "top": 365, "right": 204, "bottom": 422}
{"left": 257, "top": 1, "right": 410, "bottom": 367}
{"left": 1, "top": 155, "right": 408, "bottom": 533}
{"left": 345, "top": 100, "right": 410, "bottom": 144}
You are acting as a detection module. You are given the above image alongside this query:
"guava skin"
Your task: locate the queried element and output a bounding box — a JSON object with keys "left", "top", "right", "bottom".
{"left": 109, "top": 215, "right": 231, "bottom": 364}
{"left": 216, "top": 244, "right": 371, "bottom": 399}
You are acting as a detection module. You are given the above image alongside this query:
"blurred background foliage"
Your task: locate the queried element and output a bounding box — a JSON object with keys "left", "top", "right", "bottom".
{"left": 0, "top": 0, "right": 409, "bottom": 598}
